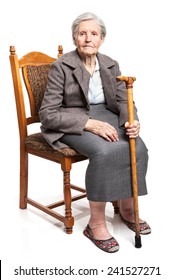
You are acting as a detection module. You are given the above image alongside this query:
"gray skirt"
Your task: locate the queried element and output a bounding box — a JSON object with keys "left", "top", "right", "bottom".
{"left": 60, "top": 104, "right": 148, "bottom": 202}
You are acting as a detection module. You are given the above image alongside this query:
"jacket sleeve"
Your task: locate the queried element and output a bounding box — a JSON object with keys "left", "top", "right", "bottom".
{"left": 39, "top": 62, "right": 90, "bottom": 134}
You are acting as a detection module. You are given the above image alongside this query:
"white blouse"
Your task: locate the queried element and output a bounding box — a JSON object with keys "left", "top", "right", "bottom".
{"left": 88, "top": 58, "right": 106, "bottom": 104}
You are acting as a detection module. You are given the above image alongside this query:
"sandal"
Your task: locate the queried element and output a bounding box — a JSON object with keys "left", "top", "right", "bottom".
{"left": 119, "top": 213, "right": 151, "bottom": 235}
{"left": 83, "top": 225, "right": 119, "bottom": 253}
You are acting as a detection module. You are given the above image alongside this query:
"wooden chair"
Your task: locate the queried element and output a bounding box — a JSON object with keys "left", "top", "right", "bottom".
{"left": 9, "top": 45, "right": 88, "bottom": 234}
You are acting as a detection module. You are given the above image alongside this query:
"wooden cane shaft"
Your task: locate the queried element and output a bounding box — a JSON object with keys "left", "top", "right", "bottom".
{"left": 128, "top": 87, "right": 140, "bottom": 237}
{"left": 128, "top": 85, "right": 140, "bottom": 237}
{"left": 129, "top": 139, "right": 140, "bottom": 236}
{"left": 117, "top": 76, "right": 140, "bottom": 238}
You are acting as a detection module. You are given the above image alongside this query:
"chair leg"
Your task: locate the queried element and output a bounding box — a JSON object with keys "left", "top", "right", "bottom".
{"left": 63, "top": 167, "right": 74, "bottom": 234}
{"left": 19, "top": 148, "right": 28, "bottom": 209}
{"left": 112, "top": 201, "right": 119, "bottom": 214}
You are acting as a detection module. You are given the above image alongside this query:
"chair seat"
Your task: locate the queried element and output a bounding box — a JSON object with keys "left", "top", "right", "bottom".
{"left": 25, "top": 132, "right": 81, "bottom": 157}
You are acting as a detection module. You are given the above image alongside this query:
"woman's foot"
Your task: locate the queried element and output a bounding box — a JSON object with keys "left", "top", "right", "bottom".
{"left": 119, "top": 213, "right": 151, "bottom": 235}
{"left": 88, "top": 222, "right": 112, "bottom": 240}
{"left": 83, "top": 225, "right": 119, "bottom": 253}
{"left": 86, "top": 201, "right": 119, "bottom": 252}
{"left": 119, "top": 198, "right": 151, "bottom": 234}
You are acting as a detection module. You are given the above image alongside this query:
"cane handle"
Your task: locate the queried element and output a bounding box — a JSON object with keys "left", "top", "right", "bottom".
{"left": 117, "top": 76, "right": 136, "bottom": 125}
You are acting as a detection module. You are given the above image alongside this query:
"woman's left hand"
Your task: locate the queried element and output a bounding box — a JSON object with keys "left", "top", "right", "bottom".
{"left": 124, "top": 120, "right": 140, "bottom": 138}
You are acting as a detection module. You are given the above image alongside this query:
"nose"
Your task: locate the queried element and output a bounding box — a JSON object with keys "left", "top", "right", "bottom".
{"left": 85, "top": 32, "right": 91, "bottom": 42}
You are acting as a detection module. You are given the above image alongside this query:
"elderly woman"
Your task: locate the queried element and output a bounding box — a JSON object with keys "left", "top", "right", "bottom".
{"left": 39, "top": 12, "right": 151, "bottom": 253}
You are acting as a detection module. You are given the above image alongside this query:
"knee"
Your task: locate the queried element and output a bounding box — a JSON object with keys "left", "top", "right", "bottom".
{"left": 93, "top": 143, "right": 122, "bottom": 162}
{"left": 136, "top": 138, "right": 148, "bottom": 162}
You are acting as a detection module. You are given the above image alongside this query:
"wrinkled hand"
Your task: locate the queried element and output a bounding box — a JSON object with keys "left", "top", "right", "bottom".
{"left": 85, "top": 119, "right": 119, "bottom": 142}
{"left": 125, "top": 120, "right": 140, "bottom": 138}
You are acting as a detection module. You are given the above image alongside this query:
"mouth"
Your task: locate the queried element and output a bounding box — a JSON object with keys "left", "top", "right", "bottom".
{"left": 83, "top": 45, "right": 93, "bottom": 48}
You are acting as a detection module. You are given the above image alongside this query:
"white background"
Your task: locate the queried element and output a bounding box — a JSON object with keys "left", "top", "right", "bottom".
{"left": 0, "top": 0, "right": 172, "bottom": 279}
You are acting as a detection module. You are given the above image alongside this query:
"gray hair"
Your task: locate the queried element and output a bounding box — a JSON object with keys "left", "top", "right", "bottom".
{"left": 72, "top": 12, "right": 106, "bottom": 40}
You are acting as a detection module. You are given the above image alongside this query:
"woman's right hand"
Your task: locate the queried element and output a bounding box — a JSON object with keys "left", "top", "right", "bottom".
{"left": 84, "top": 119, "right": 119, "bottom": 142}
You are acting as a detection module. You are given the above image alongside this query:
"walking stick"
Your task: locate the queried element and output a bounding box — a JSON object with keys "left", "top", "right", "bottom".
{"left": 117, "top": 76, "right": 142, "bottom": 248}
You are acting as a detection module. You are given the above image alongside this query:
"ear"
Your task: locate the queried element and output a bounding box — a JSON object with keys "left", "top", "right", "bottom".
{"left": 72, "top": 33, "right": 77, "bottom": 45}
{"left": 100, "top": 36, "right": 105, "bottom": 46}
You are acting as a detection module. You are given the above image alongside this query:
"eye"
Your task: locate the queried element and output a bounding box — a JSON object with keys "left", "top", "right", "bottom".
{"left": 79, "top": 31, "right": 86, "bottom": 36}
{"left": 92, "top": 32, "right": 98, "bottom": 36}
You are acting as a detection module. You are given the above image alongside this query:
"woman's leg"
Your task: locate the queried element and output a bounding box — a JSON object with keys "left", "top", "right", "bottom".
{"left": 88, "top": 201, "right": 112, "bottom": 240}
{"left": 119, "top": 197, "right": 144, "bottom": 223}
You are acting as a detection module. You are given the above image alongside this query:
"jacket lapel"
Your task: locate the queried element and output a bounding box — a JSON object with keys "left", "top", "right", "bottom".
{"left": 62, "top": 50, "right": 91, "bottom": 105}
{"left": 73, "top": 66, "right": 90, "bottom": 103}
{"left": 98, "top": 54, "right": 118, "bottom": 110}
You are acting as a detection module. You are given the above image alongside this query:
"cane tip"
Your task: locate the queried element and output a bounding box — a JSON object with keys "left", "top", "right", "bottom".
{"left": 135, "top": 235, "right": 142, "bottom": 248}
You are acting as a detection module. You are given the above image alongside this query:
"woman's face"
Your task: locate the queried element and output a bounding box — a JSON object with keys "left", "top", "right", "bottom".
{"left": 74, "top": 19, "right": 104, "bottom": 57}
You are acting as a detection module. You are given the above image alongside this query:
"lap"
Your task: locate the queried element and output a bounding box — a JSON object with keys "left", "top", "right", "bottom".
{"left": 60, "top": 104, "right": 148, "bottom": 158}
{"left": 61, "top": 130, "right": 147, "bottom": 160}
